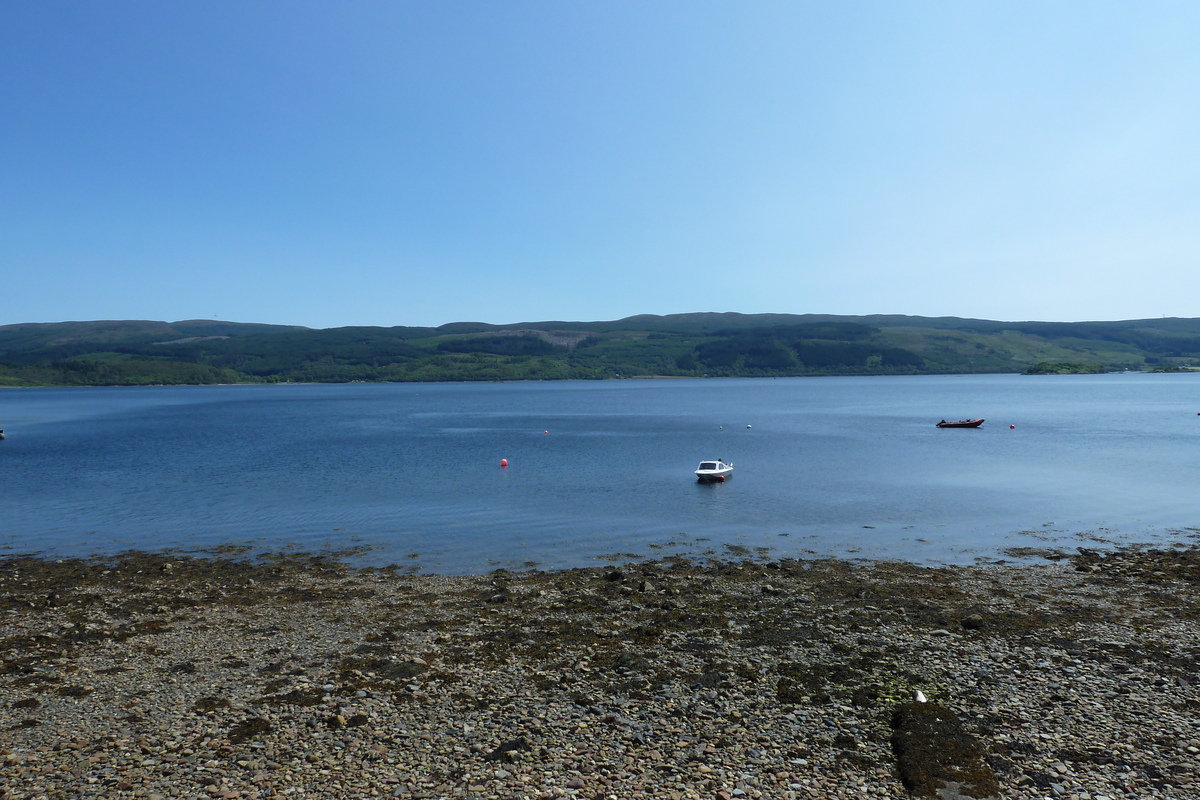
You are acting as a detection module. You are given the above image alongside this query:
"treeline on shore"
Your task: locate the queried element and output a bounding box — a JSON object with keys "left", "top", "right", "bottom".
{"left": 2, "top": 313, "right": 1200, "bottom": 386}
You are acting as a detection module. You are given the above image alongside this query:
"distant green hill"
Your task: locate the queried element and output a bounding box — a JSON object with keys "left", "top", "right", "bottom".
{"left": 2, "top": 314, "right": 1198, "bottom": 386}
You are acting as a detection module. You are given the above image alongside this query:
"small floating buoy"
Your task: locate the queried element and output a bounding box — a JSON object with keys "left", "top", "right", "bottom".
{"left": 1010, "top": 424, "right": 1015, "bottom": 429}
{"left": 544, "top": 430, "right": 548, "bottom": 434}
{"left": 500, "top": 458, "right": 508, "bottom": 467}
{"left": 746, "top": 424, "right": 752, "bottom": 429}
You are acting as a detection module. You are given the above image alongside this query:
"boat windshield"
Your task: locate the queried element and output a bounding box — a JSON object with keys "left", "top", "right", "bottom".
{"left": 699, "top": 462, "right": 717, "bottom": 470}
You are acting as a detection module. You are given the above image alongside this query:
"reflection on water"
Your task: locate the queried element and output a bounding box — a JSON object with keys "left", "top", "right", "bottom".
{"left": 2, "top": 374, "right": 1199, "bottom": 573}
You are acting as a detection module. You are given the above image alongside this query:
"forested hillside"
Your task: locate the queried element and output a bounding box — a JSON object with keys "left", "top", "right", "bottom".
{"left": 2, "top": 314, "right": 1198, "bottom": 386}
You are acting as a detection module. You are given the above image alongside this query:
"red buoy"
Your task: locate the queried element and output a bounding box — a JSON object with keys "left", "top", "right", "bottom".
{"left": 1010, "top": 424, "right": 1015, "bottom": 429}
{"left": 500, "top": 458, "right": 508, "bottom": 467}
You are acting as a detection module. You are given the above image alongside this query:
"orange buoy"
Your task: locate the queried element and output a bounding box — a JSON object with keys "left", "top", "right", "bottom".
{"left": 500, "top": 458, "right": 508, "bottom": 467}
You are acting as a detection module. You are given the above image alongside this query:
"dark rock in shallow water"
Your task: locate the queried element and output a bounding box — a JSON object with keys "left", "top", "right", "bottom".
{"left": 891, "top": 701, "right": 999, "bottom": 799}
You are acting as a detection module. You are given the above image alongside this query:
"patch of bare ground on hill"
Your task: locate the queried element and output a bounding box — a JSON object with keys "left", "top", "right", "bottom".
{"left": 2, "top": 547, "right": 1199, "bottom": 799}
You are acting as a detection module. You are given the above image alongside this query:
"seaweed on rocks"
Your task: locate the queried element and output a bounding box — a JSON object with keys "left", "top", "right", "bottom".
{"left": 2, "top": 546, "right": 1200, "bottom": 799}
{"left": 227, "top": 716, "right": 273, "bottom": 743}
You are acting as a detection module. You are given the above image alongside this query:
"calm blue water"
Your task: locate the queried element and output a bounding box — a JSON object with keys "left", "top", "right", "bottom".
{"left": 2, "top": 375, "right": 1198, "bottom": 573}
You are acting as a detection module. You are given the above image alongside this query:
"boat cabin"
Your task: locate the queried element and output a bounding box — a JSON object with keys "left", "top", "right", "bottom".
{"left": 695, "top": 459, "right": 733, "bottom": 482}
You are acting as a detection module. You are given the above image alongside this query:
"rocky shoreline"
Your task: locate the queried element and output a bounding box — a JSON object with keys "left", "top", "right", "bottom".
{"left": 2, "top": 547, "right": 1199, "bottom": 799}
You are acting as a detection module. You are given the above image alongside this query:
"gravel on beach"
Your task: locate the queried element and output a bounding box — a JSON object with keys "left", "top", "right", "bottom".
{"left": 2, "top": 546, "right": 1199, "bottom": 799}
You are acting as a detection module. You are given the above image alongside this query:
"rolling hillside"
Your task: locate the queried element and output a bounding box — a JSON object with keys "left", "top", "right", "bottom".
{"left": 1, "top": 314, "right": 1198, "bottom": 386}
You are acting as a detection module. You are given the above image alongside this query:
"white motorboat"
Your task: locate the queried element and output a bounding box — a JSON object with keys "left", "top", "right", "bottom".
{"left": 695, "top": 459, "right": 733, "bottom": 482}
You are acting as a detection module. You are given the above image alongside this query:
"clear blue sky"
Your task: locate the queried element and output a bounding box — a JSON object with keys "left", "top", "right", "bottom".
{"left": 4, "top": 1, "right": 1198, "bottom": 329}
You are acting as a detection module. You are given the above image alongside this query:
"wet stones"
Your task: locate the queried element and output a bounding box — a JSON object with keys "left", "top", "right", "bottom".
{"left": 3, "top": 547, "right": 1200, "bottom": 798}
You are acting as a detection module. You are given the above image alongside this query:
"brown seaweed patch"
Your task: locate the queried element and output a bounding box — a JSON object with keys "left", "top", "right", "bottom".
{"left": 1071, "top": 546, "right": 1200, "bottom": 585}
{"left": 775, "top": 662, "right": 856, "bottom": 705}
{"left": 227, "top": 717, "right": 273, "bottom": 743}
{"left": 191, "top": 696, "right": 231, "bottom": 713}
{"left": 256, "top": 687, "right": 326, "bottom": 707}
{"left": 336, "top": 655, "right": 427, "bottom": 684}
{"left": 483, "top": 737, "right": 531, "bottom": 763}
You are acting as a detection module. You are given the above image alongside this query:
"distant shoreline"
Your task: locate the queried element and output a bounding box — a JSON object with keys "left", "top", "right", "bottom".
{"left": 5, "top": 367, "right": 1200, "bottom": 391}
{"left": 5, "top": 314, "right": 1199, "bottom": 387}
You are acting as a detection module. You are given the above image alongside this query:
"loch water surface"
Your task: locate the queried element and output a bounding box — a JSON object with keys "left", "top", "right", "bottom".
{"left": 2, "top": 374, "right": 1198, "bottom": 573}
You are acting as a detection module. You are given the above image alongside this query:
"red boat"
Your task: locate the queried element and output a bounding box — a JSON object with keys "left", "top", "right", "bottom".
{"left": 937, "top": 418, "right": 984, "bottom": 428}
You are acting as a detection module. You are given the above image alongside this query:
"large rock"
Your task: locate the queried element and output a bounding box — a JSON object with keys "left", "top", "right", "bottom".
{"left": 890, "top": 701, "right": 999, "bottom": 799}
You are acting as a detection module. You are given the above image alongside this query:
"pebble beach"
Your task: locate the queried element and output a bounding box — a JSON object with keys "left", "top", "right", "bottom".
{"left": 2, "top": 546, "right": 1199, "bottom": 799}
